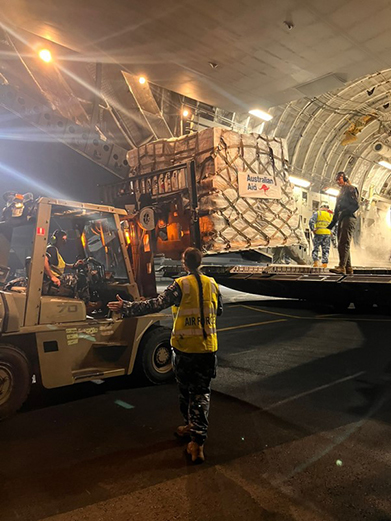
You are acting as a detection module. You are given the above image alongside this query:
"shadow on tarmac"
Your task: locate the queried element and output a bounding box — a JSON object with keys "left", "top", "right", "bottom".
{"left": 1, "top": 299, "right": 391, "bottom": 521}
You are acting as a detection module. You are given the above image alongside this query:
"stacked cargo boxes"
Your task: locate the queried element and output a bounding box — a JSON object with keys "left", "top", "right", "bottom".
{"left": 127, "top": 128, "right": 306, "bottom": 253}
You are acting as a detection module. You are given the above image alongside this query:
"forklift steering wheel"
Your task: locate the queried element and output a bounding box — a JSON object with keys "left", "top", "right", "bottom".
{"left": 75, "top": 257, "right": 106, "bottom": 283}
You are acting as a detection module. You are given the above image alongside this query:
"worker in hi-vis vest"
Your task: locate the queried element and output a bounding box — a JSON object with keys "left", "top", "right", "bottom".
{"left": 309, "top": 203, "right": 336, "bottom": 268}
{"left": 45, "top": 229, "right": 85, "bottom": 283}
{"left": 44, "top": 229, "right": 72, "bottom": 285}
{"left": 108, "top": 247, "right": 223, "bottom": 463}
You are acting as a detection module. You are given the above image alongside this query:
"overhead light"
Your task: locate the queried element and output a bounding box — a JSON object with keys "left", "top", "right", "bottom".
{"left": 379, "top": 160, "right": 391, "bottom": 170}
{"left": 138, "top": 76, "right": 147, "bottom": 85}
{"left": 325, "top": 188, "right": 340, "bottom": 197}
{"left": 289, "top": 176, "right": 310, "bottom": 188}
{"left": 249, "top": 109, "right": 273, "bottom": 122}
{"left": 182, "top": 109, "right": 189, "bottom": 118}
{"left": 38, "top": 49, "right": 52, "bottom": 63}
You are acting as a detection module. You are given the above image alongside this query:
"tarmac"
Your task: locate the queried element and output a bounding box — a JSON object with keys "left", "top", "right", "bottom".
{"left": 1, "top": 286, "right": 391, "bottom": 521}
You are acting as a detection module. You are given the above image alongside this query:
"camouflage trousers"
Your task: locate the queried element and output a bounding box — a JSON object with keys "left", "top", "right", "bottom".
{"left": 312, "top": 234, "right": 331, "bottom": 264}
{"left": 43, "top": 273, "right": 90, "bottom": 303}
{"left": 172, "top": 348, "right": 217, "bottom": 445}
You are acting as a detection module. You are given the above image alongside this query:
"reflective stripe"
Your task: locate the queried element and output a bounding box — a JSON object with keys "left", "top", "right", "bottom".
{"left": 315, "top": 211, "right": 332, "bottom": 235}
{"left": 181, "top": 278, "right": 190, "bottom": 294}
{"left": 173, "top": 327, "right": 217, "bottom": 337}
{"left": 177, "top": 305, "right": 215, "bottom": 316}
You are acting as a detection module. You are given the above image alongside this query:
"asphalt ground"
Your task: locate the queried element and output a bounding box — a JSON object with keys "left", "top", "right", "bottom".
{"left": 1, "top": 287, "right": 391, "bottom": 521}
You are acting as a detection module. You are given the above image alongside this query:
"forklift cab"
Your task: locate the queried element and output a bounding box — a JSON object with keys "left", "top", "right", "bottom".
{"left": 0, "top": 197, "right": 172, "bottom": 420}
{"left": 1, "top": 197, "right": 140, "bottom": 326}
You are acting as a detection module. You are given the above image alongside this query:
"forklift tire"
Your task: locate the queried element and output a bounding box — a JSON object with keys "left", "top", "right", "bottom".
{"left": 137, "top": 326, "right": 173, "bottom": 384}
{"left": 0, "top": 344, "right": 31, "bottom": 421}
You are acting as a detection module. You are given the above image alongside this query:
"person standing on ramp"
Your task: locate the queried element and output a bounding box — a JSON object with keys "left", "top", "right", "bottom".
{"left": 328, "top": 172, "right": 359, "bottom": 275}
{"left": 309, "top": 202, "right": 335, "bottom": 268}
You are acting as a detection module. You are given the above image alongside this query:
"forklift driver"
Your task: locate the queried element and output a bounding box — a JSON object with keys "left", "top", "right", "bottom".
{"left": 45, "top": 230, "right": 77, "bottom": 285}
{"left": 44, "top": 229, "right": 88, "bottom": 301}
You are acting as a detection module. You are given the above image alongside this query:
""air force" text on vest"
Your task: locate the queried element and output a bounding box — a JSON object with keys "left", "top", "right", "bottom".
{"left": 184, "top": 316, "right": 216, "bottom": 327}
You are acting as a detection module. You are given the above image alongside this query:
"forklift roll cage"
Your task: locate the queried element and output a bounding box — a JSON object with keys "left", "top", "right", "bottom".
{"left": 0, "top": 197, "right": 173, "bottom": 421}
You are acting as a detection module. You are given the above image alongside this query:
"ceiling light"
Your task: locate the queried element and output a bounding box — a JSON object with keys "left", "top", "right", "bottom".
{"left": 138, "top": 76, "right": 146, "bottom": 85}
{"left": 289, "top": 176, "right": 310, "bottom": 188}
{"left": 325, "top": 188, "right": 340, "bottom": 197}
{"left": 249, "top": 109, "right": 273, "bottom": 122}
{"left": 379, "top": 160, "right": 391, "bottom": 170}
{"left": 182, "top": 109, "right": 189, "bottom": 117}
{"left": 38, "top": 49, "right": 52, "bottom": 63}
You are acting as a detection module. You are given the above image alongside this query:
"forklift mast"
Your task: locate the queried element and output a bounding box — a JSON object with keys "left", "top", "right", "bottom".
{"left": 100, "top": 160, "right": 201, "bottom": 294}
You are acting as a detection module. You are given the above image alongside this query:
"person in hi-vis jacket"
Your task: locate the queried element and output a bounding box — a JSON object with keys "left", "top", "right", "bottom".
{"left": 108, "top": 247, "right": 223, "bottom": 463}
{"left": 309, "top": 203, "right": 336, "bottom": 268}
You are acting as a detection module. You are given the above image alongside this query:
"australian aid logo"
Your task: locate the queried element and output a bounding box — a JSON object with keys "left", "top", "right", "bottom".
{"left": 238, "top": 172, "right": 282, "bottom": 199}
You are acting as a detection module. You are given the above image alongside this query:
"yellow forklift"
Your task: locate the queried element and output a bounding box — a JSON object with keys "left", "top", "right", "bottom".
{"left": 0, "top": 195, "right": 173, "bottom": 420}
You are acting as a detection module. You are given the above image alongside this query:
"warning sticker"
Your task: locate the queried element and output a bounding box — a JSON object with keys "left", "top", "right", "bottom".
{"left": 66, "top": 328, "right": 78, "bottom": 345}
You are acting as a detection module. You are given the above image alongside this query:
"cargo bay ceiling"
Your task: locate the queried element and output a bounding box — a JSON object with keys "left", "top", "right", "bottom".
{"left": 2, "top": 0, "right": 391, "bottom": 199}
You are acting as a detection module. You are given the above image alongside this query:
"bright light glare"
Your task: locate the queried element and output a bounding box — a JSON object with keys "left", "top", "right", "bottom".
{"left": 379, "top": 160, "right": 391, "bottom": 170}
{"left": 138, "top": 76, "right": 146, "bottom": 84}
{"left": 325, "top": 188, "right": 340, "bottom": 197}
{"left": 249, "top": 109, "right": 273, "bottom": 121}
{"left": 39, "top": 49, "right": 52, "bottom": 63}
{"left": 182, "top": 109, "right": 189, "bottom": 117}
{"left": 289, "top": 176, "right": 311, "bottom": 188}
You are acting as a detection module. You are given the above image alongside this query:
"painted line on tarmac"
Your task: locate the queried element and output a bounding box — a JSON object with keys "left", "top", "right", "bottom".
{"left": 264, "top": 371, "right": 364, "bottom": 412}
{"left": 114, "top": 400, "right": 135, "bottom": 410}
{"left": 237, "top": 304, "right": 303, "bottom": 319}
{"left": 227, "top": 348, "right": 260, "bottom": 357}
{"left": 314, "top": 311, "right": 391, "bottom": 319}
{"left": 237, "top": 304, "right": 391, "bottom": 322}
{"left": 315, "top": 313, "right": 341, "bottom": 318}
{"left": 218, "top": 318, "right": 286, "bottom": 333}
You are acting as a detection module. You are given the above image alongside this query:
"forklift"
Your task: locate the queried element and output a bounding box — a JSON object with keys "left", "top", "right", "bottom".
{"left": 0, "top": 195, "right": 173, "bottom": 420}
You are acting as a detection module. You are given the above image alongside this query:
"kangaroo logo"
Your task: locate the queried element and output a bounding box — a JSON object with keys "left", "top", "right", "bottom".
{"left": 259, "top": 184, "right": 270, "bottom": 193}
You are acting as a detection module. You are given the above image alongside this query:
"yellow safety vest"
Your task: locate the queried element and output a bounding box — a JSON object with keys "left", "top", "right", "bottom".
{"left": 50, "top": 246, "right": 66, "bottom": 276}
{"left": 171, "top": 274, "right": 219, "bottom": 353}
{"left": 314, "top": 210, "right": 332, "bottom": 235}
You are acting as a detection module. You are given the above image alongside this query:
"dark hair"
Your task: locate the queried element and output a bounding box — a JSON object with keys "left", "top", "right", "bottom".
{"left": 183, "top": 248, "right": 207, "bottom": 339}
{"left": 183, "top": 247, "right": 202, "bottom": 271}
{"left": 51, "top": 229, "right": 67, "bottom": 242}
{"left": 336, "top": 171, "right": 348, "bottom": 183}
